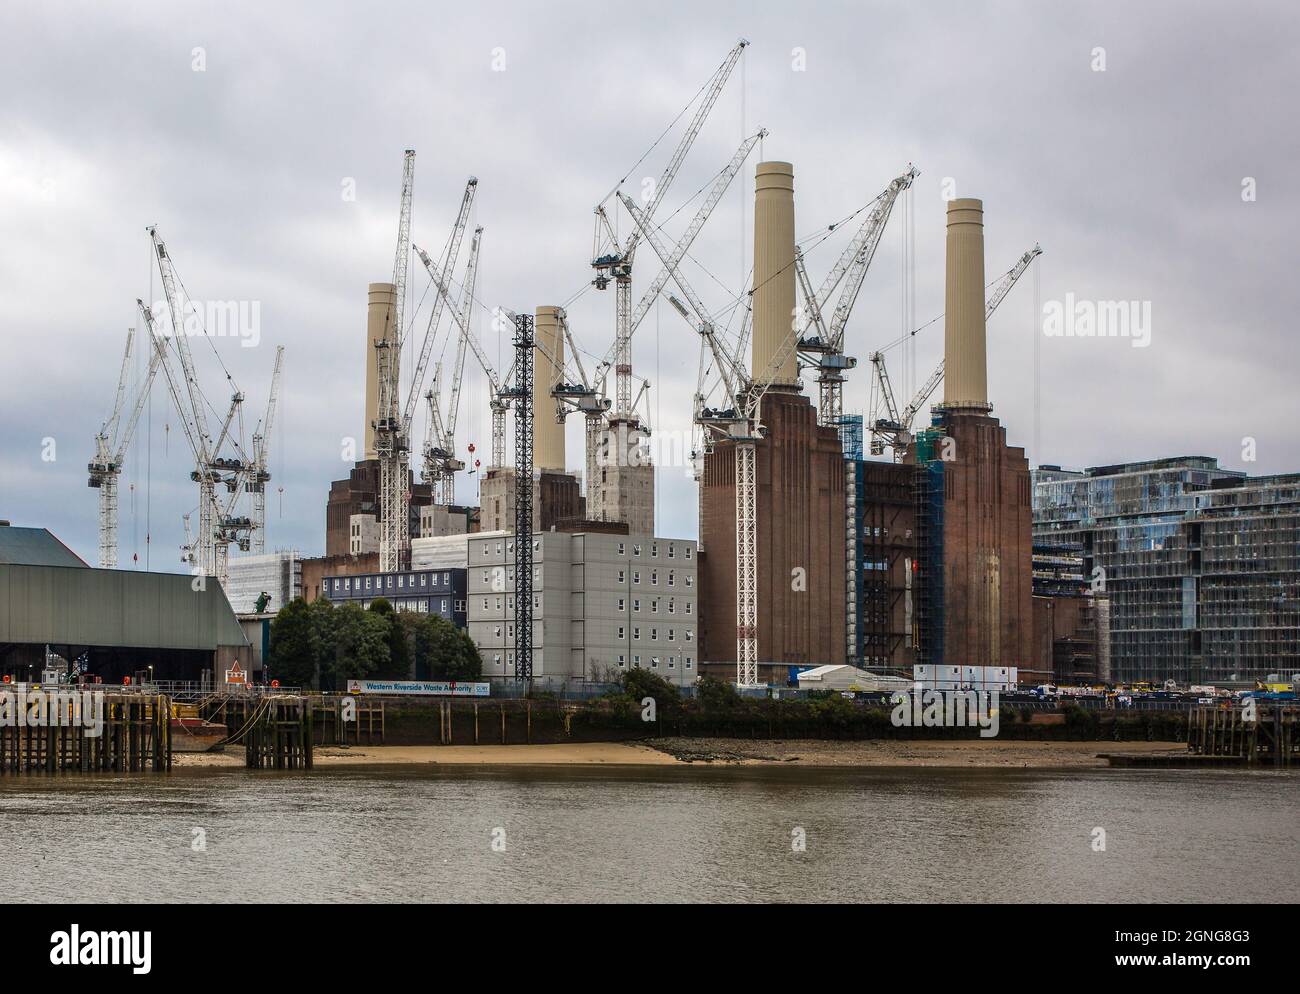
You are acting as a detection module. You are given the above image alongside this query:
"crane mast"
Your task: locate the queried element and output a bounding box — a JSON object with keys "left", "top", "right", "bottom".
{"left": 794, "top": 166, "right": 918, "bottom": 428}
{"left": 249, "top": 345, "right": 284, "bottom": 553}
{"left": 375, "top": 150, "right": 416, "bottom": 573}
{"left": 591, "top": 38, "right": 748, "bottom": 443}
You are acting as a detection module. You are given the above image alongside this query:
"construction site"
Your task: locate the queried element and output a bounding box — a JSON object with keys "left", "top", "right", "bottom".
{"left": 4, "top": 39, "right": 1295, "bottom": 694}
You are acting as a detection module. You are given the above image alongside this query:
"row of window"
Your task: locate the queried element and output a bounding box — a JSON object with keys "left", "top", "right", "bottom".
{"left": 616, "top": 569, "right": 691, "bottom": 587}
{"left": 353, "top": 598, "right": 466, "bottom": 614}
{"left": 616, "top": 626, "right": 693, "bottom": 643}
{"left": 615, "top": 541, "right": 692, "bottom": 560}
{"left": 617, "top": 597, "right": 692, "bottom": 616}
{"left": 329, "top": 572, "right": 457, "bottom": 595}
{"left": 618, "top": 655, "right": 692, "bottom": 670}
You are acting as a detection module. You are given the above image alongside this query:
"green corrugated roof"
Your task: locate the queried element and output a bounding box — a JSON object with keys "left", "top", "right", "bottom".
{"left": 0, "top": 527, "right": 88, "bottom": 568}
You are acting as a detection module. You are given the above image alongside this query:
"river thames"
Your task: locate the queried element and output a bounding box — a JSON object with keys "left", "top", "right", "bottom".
{"left": 2, "top": 766, "right": 1295, "bottom": 902}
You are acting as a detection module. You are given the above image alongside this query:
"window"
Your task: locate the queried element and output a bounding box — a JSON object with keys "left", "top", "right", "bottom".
{"left": 398, "top": 576, "right": 404, "bottom": 589}
{"left": 493, "top": 653, "right": 501, "bottom": 666}
{"left": 618, "top": 655, "right": 625, "bottom": 668}
{"left": 494, "top": 625, "right": 502, "bottom": 637}
{"left": 633, "top": 598, "right": 640, "bottom": 612}
{"left": 617, "top": 597, "right": 625, "bottom": 611}
{"left": 667, "top": 571, "right": 674, "bottom": 586}
{"left": 507, "top": 625, "right": 514, "bottom": 638}
{"left": 685, "top": 575, "right": 693, "bottom": 587}
{"left": 618, "top": 569, "right": 625, "bottom": 583}
{"left": 633, "top": 571, "right": 640, "bottom": 584}
{"left": 651, "top": 571, "right": 658, "bottom": 585}
{"left": 668, "top": 599, "right": 675, "bottom": 614}
{"left": 633, "top": 544, "right": 641, "bottom": 556}
{"left": 651, "top": 543, "right": 658, "bottom": 557}
{"left": 441, "top": 598, "right": 448, "bottom": 613}
{"left": 633, "top": 627, "right": 640, "bottom": 640}
{"left": 618, "top": 542, "right": 625, "bottom": 555}
{"left": 496, "top": 542, "right": 503, "bottom": 554}
{"left": 387, "top": 576, "right": 394, "bottom": 589}
{"left": 686, "top": 602, "right": 693, "bottom": 615}
{"left": 482, "top": 544, "right": 489, "bottom": 556}
{"left": 685, "top": 546, "right": 692, "bottom": 560}
{"left": 496, "top": 597, "right": 502, "bottom": 610}
{"left": 686, "top": 657, "right": 693, "bottom": 669}
{"left": 633, "top": 655, "right": 641, "bottom": 667}
{"left": 345, "top": 578, "right": 351, "bottom": 590}
{"left": 443, "top": 572, "right": 450, "bottom": 584}
{"left": 482, "top": 598, "right": 489, "bottom": 610}
{"left": 668, "top": 657, "right": 675, "bottom": 669}
{"left": 651, "top": 628, "right": 658, "bottom": 640}
{"left": 420, "top": 574, "right": 427, "bottom": 587}
{"left": 618, "top": 626, "right": 625, "bottom": 640}
{"left": 668, "top": 544, "right": 675, "bottom": 559}
{"left": 686, "top": 630, "right": 694, "bottom": 642}
{"left": 651, "top": 657, "right": 660, "bottom": 669}
{"left": 483, "top": 570, "right": 490, "bottom": 584}
{"left": 668, "top": 629, "right": 675, "bottom": 641}
{"left": 651, "top": 599, "right": 658, "bottom": 612}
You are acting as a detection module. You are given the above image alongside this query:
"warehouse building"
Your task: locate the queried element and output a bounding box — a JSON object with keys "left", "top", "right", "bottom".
{"left": 1034, "top": 458, "right": 1300, "bottom": 684}
{"left": 469, "top": 529, "right": 698, "bottom": 688}
{"left": 0, "top": 522, "right": 251, "bottom": 684}
{"left": 321, "top": 566, "right": 467, "bottom": 626}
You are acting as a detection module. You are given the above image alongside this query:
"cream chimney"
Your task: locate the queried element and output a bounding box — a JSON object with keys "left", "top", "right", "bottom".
{"left": 942, "top": 198, "right": 991, "bottom": 412}
{"left": 751, "top": 161, "right": 798, "bottom": 387}
{"left": 364, "top": 282, "right": 397, "bottom": 460}
{"left": 533, "top": 306, "right": 566, "bottom": 472}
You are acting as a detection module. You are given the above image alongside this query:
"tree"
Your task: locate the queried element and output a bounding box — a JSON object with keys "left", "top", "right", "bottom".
{"left": 622, "top": 667, "right": 681, "bottom": 709}
{"left": 320, "top": 603, "right": 390, "bottom": 691}
{"left": 696, "top": 675, "right": 740, "bottom": 711}
{"left": 414, "top": 615, "right": 482, "bottom": 681}
{"left": 367, "top": 598, "right": 413, "bottom": 680}
{"left": 267, "top": 597, "right": 320, "bottom": 688}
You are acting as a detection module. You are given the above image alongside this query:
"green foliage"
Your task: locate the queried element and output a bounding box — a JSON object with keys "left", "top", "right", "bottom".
{"left": 621, "top": 667, "right": 681, "bottom": 711}
{"left": 695, "top": 675, "right": 740, "bottom": 711}
{"left": 413, "top": 614, "right": 482, "bottom": 681}
{"left": 367, "top": 599, "right": 412, "bottom": 679}
{"left": 267, "top": 597, "right": 320, "bottom": 688}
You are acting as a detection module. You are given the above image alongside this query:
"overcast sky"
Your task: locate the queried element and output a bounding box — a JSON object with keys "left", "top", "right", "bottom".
{"left": 2, "top": 0, "right": 1296, "bottom": 569}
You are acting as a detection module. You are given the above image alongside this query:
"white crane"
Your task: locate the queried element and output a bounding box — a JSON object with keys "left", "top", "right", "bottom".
{"left": 420, "top": 226, "right": 482, "bottom": 505}
{"left": 248, "top": 345, "right": 284, "bottom": 553}
{"left": 374, "top": 153, "right": 477, "bottom": 572}
{"left": 88, "top": 325, "right": 166, "bottom": 567}
{"left": 622, "top": 193, "right": 806, "bottom": 686}
{"left": 792, "top": 166, "right": 919, "bottom": 428}
{"left": 145, "top": 228, "right": 254, "bottom": 587}
{"left": 590, "top": 38, "right": 749, "bottom": 451}
{"left": 870, "top": 244, "right": 1042, "bottom": 455}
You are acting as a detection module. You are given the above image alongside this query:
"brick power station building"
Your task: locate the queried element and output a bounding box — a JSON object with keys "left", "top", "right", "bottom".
{"left": 700, "top": 179, "right": 1034, "bottom": 684}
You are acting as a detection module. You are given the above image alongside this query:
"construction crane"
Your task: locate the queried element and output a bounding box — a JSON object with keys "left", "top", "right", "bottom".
{"left": 145, "top": 228, "right": 254, "bottom": 587}
{"left": 373, "top": 150, "right": 416, "bottom": 574}
{"left": 419, "top": 226, "right": 482, "bottom": 505}
{"left": 793, "top": 166, "right": 919, "bottom": 428}
{"left": 590, "top": 38, "right": 749, "bottom": 446}
{"left": 622, "top": 193, "right": 805, "bottom": 686}
{"left": 374, "top": 152, "right": 477, "bottom": 571}
{"left": 248, "top": 345, "right": 284, "bottom": 553}
{"left": 412, "top": 240, "right": 516, "bottom": 472}
{"left": 868, "top": 244, "right": 1042, "bottom": 456}
{"left": 88, "top": 325, "right": 166, "bottom": 567}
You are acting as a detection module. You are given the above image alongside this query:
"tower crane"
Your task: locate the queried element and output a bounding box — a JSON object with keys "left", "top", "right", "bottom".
{"left": 412, "top": 240, "right": 516, "bottom": 472}
{"left": 248, "top": 345, "right": 284, "bottom": 553}
{"left": 374, "top": 152, "right": 476, "bottom": 571}
{"left": 420, "top": 226, "right": 482, "bottom": 505}
{"left": 869, "top": 244, "right": 1042, "bottom": 455}
{"left": 792, "top": 166, "right": 919, "bottom": 428}
{"left": 623, "top": 194, "right": 805, "bottom": 687}
{"left": 590, "top": 38, "right": 749, "bottom": 438}
{"left": 88, "top": 325, "right": 166, "bottom": 567}
{"left": 145, "top": 228, "right": 253, "bottom": 587}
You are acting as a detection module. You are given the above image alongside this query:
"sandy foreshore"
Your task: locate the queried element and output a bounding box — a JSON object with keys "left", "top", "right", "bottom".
{"left": 170, "top": 738, "right": 1187, "bottom": 770}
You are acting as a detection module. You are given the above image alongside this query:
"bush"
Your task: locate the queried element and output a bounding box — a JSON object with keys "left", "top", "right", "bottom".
{"left": 621, "top": 667, "right": 681, "bottom": 711}
{"left": 696, "top": 675, "right": 740, "bottom": 712}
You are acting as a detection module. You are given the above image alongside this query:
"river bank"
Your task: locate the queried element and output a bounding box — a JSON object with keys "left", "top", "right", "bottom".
{"left": 171, "top": 738, "right": 1189, "bottom": 769}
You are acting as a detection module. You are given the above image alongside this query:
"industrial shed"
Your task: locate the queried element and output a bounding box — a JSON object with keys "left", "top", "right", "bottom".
{"left": 796, "top": 664, "right": 913, "bottom": 693}
{"left": 0, "top": 524, "right": 250, "bottom": 684}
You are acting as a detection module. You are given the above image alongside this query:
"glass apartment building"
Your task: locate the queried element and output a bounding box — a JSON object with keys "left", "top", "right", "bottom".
{"left": 1033, "top": 457, "right": 1300, "bottom": 684}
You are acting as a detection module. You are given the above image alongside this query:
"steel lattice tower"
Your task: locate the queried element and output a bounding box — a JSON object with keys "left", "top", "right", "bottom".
{"left": 512, "top": 312, "right": 535, "bottom": 685}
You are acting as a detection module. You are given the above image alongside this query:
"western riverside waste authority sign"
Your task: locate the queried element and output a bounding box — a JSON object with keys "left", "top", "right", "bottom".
{"left": 345, "top": 679, "right": 490, "bottom": 697}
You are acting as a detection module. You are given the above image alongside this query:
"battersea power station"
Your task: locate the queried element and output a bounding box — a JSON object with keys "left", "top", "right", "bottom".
{"left": 698, "top": 171, "right": 1034, "bottom": 686}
